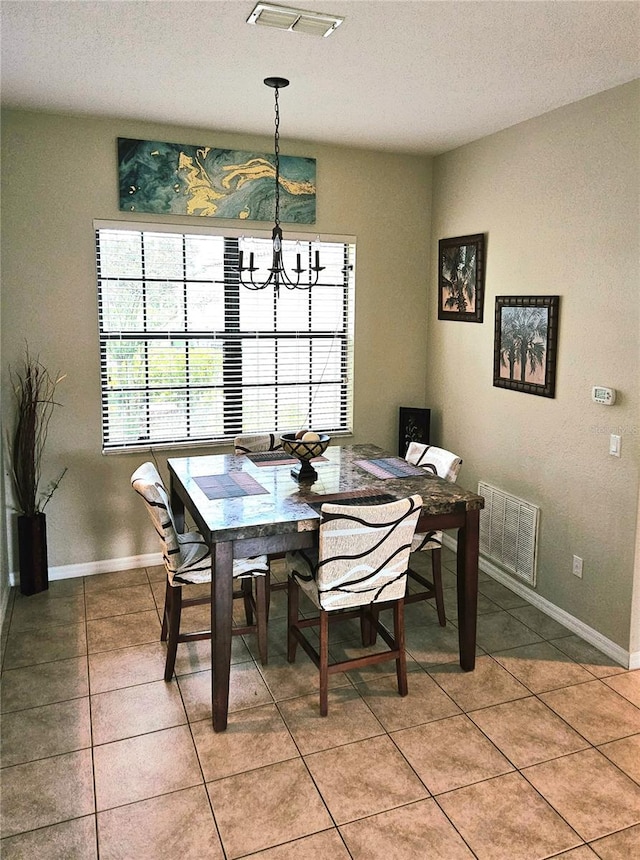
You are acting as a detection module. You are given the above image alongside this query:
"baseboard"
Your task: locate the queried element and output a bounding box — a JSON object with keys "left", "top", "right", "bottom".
{"left": 442, "top": 535, "right": 631, "bottom": 670}
{"left": 8, "top": 552, "right": 163, "bottom": 587}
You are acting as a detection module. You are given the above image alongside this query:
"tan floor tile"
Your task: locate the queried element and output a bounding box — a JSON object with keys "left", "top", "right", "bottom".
{"left": 1, "top": 696, "right": 91, "bottom": 766}
{"left": 340, "top": 797, "right": 476, "bottom": 859}
{"left": 145, "top": 564, "right": 166, "bottom": 582}
{"left": 84, "top": 568, "right": 149, "bottom": 592}
{"left": 540, "top": 680, "right": 640, "bottom": 745}
{"left": 246, "top": 829, "right": 350, "bottom": 859}
{"left": 355, "top": 666, "right": 461, "bottom": 731}
{"left": 13, "top": 577, "right": 85, "bottom": 600}
{"left": 97, "top": 785, "right": 223, "bottom": 860}
{"left": 258, "top": 650, "right": 351, "bottom": 701}
{"left": 598, "top": 734, "right": 640, "bottom": 782}
{"left": 602, "top": 670, "right": 640, "bottom": 707}
{"left": 405, "top": 620, "right": 466, "bottom": 666}
{"left": 507, "top": 604, "right": 572, "bottom": 639}
{"left": 0, "top": 815, "right": 97, "bottom": 860}
{"left": 0, "top": 749, "right": 95, "bottom": 838}
{"left": 3, "top": 623, "right": 87, "bottom": 669}
{"left": 85, "top": 583, "right": 155, "bottom": 620}
{"left": 552, "top": 636, "right": 627, "bottom": 678}
{"left": 478, "top": 580, "right": 529, "bottom": 609}
{"left": 93, "top": 724, "right": 202, "bottom": 810}
{"left": 392, "top": 714, "right": 513, "bottom": 794}
{"left": 91, "top": 678, "right": 187, "bottom": 744}
{"left": 438, "top": 586, "right": 501, "bottom": 621}
{"left": 590, "top": 824, "right": 640, "bottom": 858}
{"left": 492, "top": 640, "right": 594, "bottom": 692}
{"left": 278, "top": 686, "right": 384, "bottom": 754}
{"left": 438, "top": 771, "right": 581, "bottom": 860}
{"left": 177, "top": 662, "right": 273, "bottom": 723}
{"left": 208, "top": 758, "right": 332, "bottom": 859}
{"left": 305, "top": 734, "right": 428, "bottom": 825}
{"left": 1, "top": 656, "right": 88, "bottom": 712}
{"left": 428, "top": 655, "right": 530, "bottom": 711}
{"left": 86, "top": 610, "right": 161, "bottom": 653}
{"left": 524, "top": 749, "right": 640, "bottom": 842}
{"left": 476, "top": 610, "right": 543, "bottom": 653}
{"left": 88, "top": 641, "right": 167, "bottom": 693}
{"left": 191, "top": 703, "right": 298, "bottom": 780}
{"left": 9, "top": 593, "right": 86, "bottom": 632}
{"left": 469, "top": 696, "right": 590, "bottom": 767}
{"left": 553, "top": 848, "right": 600, "bottom": 859}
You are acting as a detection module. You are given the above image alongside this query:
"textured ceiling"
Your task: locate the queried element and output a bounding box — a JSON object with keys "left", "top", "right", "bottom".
{"left": 1, "top": 1, "right": 639, "bottom": 154}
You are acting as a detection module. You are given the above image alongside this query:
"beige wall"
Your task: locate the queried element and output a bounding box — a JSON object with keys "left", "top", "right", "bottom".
{"left": 428, "top": 82, "right": 640, "bottom": 650}
{"left": 0, "top": 110, "right": 431, "bottom": 571}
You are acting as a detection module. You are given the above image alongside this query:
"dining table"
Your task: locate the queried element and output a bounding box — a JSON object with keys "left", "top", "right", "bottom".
{"left": 168, "top": 442, "right": 484, "bottom": 731}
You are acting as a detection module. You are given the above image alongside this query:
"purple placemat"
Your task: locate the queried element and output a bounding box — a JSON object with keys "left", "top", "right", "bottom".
{"left": 194, "top": 472, "right": 269, "bottom": 500}
{"left": 355, "top": 458, "right": 425, "bottom": 480}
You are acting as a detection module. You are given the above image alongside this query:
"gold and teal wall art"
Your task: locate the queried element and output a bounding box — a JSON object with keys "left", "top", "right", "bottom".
{"left": 118, "top": 138, "right": 316, "bottom": 223}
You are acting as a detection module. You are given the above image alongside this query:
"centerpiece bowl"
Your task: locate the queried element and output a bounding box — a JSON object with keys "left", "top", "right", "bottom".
{"left": 280, "top": 432, "right": 330, "bottom": 482}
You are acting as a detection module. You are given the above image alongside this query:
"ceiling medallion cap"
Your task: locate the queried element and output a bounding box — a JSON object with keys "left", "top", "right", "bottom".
{"left": 264, "top": 76, "right": 290, "bottom": 89}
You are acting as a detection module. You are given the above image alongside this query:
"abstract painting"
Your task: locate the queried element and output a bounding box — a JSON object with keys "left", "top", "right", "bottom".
{"left": 118, "top": 138, "right": 316, "bottom": 223}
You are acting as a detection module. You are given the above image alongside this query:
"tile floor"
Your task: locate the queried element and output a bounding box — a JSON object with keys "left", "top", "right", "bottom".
{"left": 1, "top": 549, "right": 640, "bottom": 859}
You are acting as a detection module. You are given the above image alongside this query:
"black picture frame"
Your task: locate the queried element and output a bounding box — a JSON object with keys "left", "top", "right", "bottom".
{"left": 398, "top": 407, "right": 431, "bottom": 457}
{"left": 493, "top": 296, "right": 560, "bottom": 398}
{"left": 438, "top": 233, "right": 485, "bottom": 323}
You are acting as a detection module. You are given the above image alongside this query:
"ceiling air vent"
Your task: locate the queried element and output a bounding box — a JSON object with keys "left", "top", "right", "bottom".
{"left": 247, "top": 3, "right": 344, "bottom": 38}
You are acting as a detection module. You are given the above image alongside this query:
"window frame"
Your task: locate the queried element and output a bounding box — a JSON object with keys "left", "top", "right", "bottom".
{"left": 95, "top": 220, "right": 355, "bottom": 453}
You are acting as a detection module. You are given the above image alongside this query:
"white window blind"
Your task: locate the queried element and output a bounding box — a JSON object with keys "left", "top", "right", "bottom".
{"left": 95, "top": 222, "right": 355, "bottom": 452}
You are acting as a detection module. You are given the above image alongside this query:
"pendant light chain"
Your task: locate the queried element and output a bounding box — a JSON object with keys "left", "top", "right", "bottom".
{"left": 273, "top": 83, "right": 281, "bottom": 229}
{"left": 236, "top": 76, "right": 325, "bottom": 292}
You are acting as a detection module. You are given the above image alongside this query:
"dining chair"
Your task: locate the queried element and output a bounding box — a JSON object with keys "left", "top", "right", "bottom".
{"left": 233, "top": 433, "right": 283, "bottom": 456}
{"left": 286, "top": 494, "right": 423, "bottom": 715}
{"left": 131, "top": 462, "right": 270, "bottom": 679}
{"left": 404, "top": 442, "right": 463, "bottom": 626}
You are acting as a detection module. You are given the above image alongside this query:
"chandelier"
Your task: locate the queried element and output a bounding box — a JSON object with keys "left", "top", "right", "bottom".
{"left": 237, "top": 77, "right": 324, "bottom": 294}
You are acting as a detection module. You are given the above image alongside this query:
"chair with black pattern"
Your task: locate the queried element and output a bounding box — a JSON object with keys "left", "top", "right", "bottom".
{"left": 234, "top": 433, "right": 289, "bottom": 605}
{"left": 286, "top": 494, "right": 423, "bottom": 715}
{"left": 233, "top": 433, "right": 283, "bottom": 456}
{"left": 131, "top": 462, "right": 270, "bottom": 679}
{"left": 404, "top": 442, "right": 463, "bottom": 627}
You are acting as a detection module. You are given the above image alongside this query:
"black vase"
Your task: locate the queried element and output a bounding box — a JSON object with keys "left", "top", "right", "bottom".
{"left": 18, "top": 512, "right": 49, "bottom": 595}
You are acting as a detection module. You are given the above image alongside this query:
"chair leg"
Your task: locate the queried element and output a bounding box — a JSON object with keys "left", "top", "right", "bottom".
{"left": 255, "top": 575, "right": 269, "bottom": 666}
{"left": 265, "top": 570, "right": 271, "bottom": 621}
{"left": 394, "top": 598, "right": 408, "bottom": 697}
{"left": 242, "top": 577, "right": 254, "bottom": 626}
{"left": 432, "top": 549, "right": 446, "bottom": 627}
{"left": 319, "top": 609, "right": 329, "bottom": 716}
{"left": 361, "top": 604, "right": 377, "bottom": 646}
{"left": 161, "top": 579, "right": 171, "bottom": 642}
{"left": 287, "top": 579, "right": 300, "bottom": 663}
{"left": 164, "top": 585, "right": 182, "bottom": 682}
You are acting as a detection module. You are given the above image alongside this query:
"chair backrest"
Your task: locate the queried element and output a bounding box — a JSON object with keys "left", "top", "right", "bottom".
{"left": 234, "top": 433, "right": 283, "bottom": 455}
{"left": 131, "top": 462, "right": 184, "bottom": 574}
{"left": 405, "top": 443, "right": 462, "bottom": 483}
{"left": 315, "top": 495, "right": 423, "bottom": 610}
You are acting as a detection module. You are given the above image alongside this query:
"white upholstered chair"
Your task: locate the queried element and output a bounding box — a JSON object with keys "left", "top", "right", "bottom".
{"left": 131, "top": 462, "right": 270, "bottom": 679}
{"left": 286, "top": 494, "right": 423, "bottom": 715}
{"left": 404, "top": 442, "right": 463, "bottom": 626}
{"left": 233, "top": 433, "right": 283, "bottom": 455}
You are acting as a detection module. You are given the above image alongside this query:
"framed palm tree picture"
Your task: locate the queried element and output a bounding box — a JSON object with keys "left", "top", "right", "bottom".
{"left": 438, "top": 233, "right": 485, "bottom": 322}
{"left": 493, "top": 296, "right": 560, "bottom": 398}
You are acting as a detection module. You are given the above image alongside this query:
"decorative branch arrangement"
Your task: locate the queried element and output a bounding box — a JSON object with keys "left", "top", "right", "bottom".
{"left": 7, "top": 349, "right": 67, "bottom": 517}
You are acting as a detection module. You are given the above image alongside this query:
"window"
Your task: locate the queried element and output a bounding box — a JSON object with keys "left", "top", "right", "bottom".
{"left": 95, "top": 221, "right": 355, "bottom": 452}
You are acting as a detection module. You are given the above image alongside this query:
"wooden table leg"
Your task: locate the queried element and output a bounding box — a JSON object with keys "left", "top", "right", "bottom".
{"left": 169, "top": 479, "right": 185, "bottom": 534}
{"left": 211, "top": 541, "right": 234, "bottom": 731}
{"left": 456, "top": 509, "right": 480, "bottom": 671}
